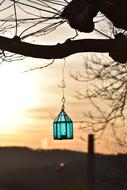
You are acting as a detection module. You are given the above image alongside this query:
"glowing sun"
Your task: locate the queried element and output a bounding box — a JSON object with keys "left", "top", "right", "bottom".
{"left": 0, "top": 64, "right": 35, "bottom": 134}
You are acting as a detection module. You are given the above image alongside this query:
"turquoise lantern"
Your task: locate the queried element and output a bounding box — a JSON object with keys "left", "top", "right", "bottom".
{"left": 53, "top": 61, "right": 73, "bottom": 140}
{"left": 53, "top": 107, "right": 73, "bottom": 140}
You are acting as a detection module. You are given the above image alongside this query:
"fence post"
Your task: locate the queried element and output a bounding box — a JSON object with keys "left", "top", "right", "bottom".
{"left": 87, "top": 134, "right": 96, "bottom": 190}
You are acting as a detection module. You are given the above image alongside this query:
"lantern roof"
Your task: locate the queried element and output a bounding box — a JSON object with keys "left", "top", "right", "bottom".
{"left": 54, "top": 108, "right": 72, "bottom": 123}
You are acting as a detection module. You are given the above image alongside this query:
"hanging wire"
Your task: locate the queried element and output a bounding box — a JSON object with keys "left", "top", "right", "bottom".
{"left": 59, "top": 60, "right": 66, "bottom": 110}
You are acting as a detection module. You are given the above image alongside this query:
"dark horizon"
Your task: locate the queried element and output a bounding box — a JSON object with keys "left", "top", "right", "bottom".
{"left": 0, "top": 146, "right": 127, "bottom": 190}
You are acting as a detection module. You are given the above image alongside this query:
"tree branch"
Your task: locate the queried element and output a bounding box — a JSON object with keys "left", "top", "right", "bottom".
{"left": 0, "top": 35, "right": 127, "bottom": 59}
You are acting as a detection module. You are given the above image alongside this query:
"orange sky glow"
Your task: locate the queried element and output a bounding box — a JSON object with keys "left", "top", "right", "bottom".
{"left": 0, "top": 23, "right": 125, "bottom": 155}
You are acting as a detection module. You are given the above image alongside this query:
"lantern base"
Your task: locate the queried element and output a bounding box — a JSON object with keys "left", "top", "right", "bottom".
{"left": 54, "top": 137, "right": 73, "bottom": 140}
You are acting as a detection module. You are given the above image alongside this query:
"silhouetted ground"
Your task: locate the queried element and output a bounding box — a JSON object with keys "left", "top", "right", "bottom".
{"left": 0, "top": 147, "right": 127, "bottom": 190}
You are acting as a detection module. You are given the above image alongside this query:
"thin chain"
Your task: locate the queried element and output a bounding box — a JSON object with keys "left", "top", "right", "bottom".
{"left": 61, "top": 60, "right": 66, "bottom": 110}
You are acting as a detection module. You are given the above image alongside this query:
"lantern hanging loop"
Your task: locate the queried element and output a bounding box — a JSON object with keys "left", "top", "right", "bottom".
{"left": 62, "top": 96, "right": 65, "bottom": 110}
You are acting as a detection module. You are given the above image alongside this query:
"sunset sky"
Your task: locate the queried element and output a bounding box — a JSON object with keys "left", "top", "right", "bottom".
{"left": 0, "top": 2, "right": 122, "bottom": 154}
{"left": 0, "top": 50, "right": 90, "bottom": 151}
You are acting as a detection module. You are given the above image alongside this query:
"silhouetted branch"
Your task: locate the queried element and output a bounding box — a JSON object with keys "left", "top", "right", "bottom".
{"left": 24, "top": 59, "right": 54, "bottom": 72}
{"left": 0, "top": 36, "right": 127, "bottom": 59}
{"left": 71, "top": 55, "right": 127, "bottom": 138}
